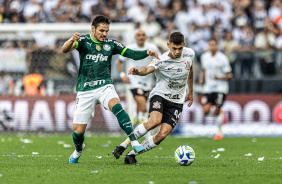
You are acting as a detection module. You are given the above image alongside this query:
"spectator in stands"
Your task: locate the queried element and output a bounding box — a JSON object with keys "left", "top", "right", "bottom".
{"left": 0, "top": 72, "right": 14, "bottom": 95}
{"left": 237, "top": 26, "right": 255, "bottom": 78}
{"left": 255, "top": 24, "right": 277, "bottom": 75}
{"left": 223, "top": 31, "right": 239, "bottom": 73}
{"left": 275, "top": 33, "right": 282, "bottom": 76}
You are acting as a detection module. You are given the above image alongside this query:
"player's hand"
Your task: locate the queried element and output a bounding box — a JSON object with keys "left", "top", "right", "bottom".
{"left": 122, "top": 76, "right": 130, "bottom": 83}
{"left": 128, "top": 67, "right": 140, "bottom": 75}
{"left": 71, "top": 32, "right": 80, "bottom": 42}
{"left": 147, "top": 50, "right": 160, "bottom": 60}
{"left": 214, "top": 75, "right": 219, "bottom": 80}
{"left": 185, "top": 92, "right": 193, "bottom": 107}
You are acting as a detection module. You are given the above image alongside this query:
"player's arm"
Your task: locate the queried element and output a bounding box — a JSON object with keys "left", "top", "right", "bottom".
{"left": 128, "top": 66, "right": 155, "bottom": 76}
{"left": 62, "top": 32, "right": 80, "bottom": 53}
{"left": 116, "top": 58, "right": 130, "bottom": 83}
{"left": 214, "top": 72, "right": 233, "bottom": 80}
{"left": 198, "top": 69, "right": 205, "bottom": 85}
{"left": 123, "top": 49, "right": 160, "bottom": 60}
{"left": 185, "top": 66, "right": 193, "bottom": 107}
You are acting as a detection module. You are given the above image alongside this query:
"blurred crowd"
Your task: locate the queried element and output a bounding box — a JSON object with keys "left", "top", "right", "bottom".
{"left": 0, "top": 0, "right": 282, "bottom": 96}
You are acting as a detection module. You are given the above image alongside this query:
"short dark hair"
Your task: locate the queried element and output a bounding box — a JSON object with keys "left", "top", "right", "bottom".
{"left": 209, "top": 37, "right": 218, "bottom": 43}
{"left": 169, "top": 32, "right": 184, "bottom": 45}
{"left": 92, "top": 15, "right": 110, "bottom": 28}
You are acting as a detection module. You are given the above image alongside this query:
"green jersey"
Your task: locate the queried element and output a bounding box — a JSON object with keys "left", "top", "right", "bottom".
{"left": 75, "top": 34, "right": 129, "bottom": 91}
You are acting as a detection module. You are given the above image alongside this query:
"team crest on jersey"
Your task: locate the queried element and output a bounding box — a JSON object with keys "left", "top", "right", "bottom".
{"left": 103, "top": 44, "right": 111, "bottom": 51}
{"left": 96, "top": 44, "right": 101, "bottom": 51}
{"left": 153, "top": 101, "right": 161, "bottom": 109}
{"left": 184, "top": 61, "right": 191, "bottom": 70}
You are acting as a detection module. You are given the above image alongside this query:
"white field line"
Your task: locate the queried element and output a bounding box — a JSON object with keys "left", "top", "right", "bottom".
{"left": 2, "top": 154, "right": 63, "bottom": 157}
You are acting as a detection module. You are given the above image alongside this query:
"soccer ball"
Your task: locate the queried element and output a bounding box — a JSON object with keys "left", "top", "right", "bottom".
{"left": 174, "top": 145, "right": 195, "bottom": 166}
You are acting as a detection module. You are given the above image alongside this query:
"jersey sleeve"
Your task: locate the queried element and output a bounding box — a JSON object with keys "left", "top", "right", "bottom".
{"left": 221, "top": 55, "right": 232, "bottom": 73}
{"left": 148, "top": 59, "right": 162, "bottom": 70}
{"left": 112, "top": 40, "right": 127, "bottom": 55}
{"left": 200, "top": 54, "right": 207, "bottom": 70}
{"left": 75, "top": 36, "right": 85, "bottom": 52}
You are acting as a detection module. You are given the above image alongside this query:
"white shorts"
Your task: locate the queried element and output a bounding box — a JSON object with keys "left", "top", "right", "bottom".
{"left": 73, "top": 84, "right": 119, "bottom": 124}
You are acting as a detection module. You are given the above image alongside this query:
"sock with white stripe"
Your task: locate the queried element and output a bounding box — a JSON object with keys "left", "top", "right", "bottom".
{"left": 112, "top": 103, "right": 136, "bottom": 141}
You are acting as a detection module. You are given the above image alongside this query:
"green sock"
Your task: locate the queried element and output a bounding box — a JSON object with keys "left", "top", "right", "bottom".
{"left": 112, "top": 103, "right": 136, "bottom": 141}
{"left": 72, "top": 131, "right": 84, "bottom": 152}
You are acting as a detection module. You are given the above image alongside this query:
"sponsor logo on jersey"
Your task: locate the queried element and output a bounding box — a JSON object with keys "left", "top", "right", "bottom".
{"left": 86, "top": 54, "right": 108, "bottom": 62}
{"left": 183, "top": 54, "right": 193, "bottom": 57}
{"left": 78, "top": 37, "right": 85, "bottom": 41}
{"left": 184, "top": 61, "right": 191, "bottom": 70}
{"left": 103, "top": 44, "right": 111, "bottom": 51}
{"left": 153, "top": 101, "right": 161, "bottom": 109}
{"left": 168, "top": 67, "right": 174, "bottom": 70}
{"left": 177, "top": 68, "right": 182, "bottom": 72}
{"left": 96, "top": 44, "right": 101, "bottom": 51}
{"left": 114, "top": 41, "right": 124, "bottom": 48}
{"left": 87, "top": 42, "right": 92, "bottom": 47}
{"left": 84, "top": 80, "right": 105, "bottom": 87}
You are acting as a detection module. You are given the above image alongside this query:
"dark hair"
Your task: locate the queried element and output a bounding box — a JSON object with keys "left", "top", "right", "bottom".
{"left": 169, "top": 32, "right": 184, "bottom": 45}
{"left": 92, "top": 15, "right": 110, "bottom": 28}
{"left": 209, "top": 37, "right": 218, "bottom": 43}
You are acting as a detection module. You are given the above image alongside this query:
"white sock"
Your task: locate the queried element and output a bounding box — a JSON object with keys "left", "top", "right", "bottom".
{"left": 72, "top": 143, "right": 85, "bottom": 158}
{"left": 128, "top": 136, "right": 157, "bottom": 156}
{"left": 216, "top": 112, "right": 224, "bottom": 134}
{"left": 120, "top": 124, "right": 148, "bottom": 148}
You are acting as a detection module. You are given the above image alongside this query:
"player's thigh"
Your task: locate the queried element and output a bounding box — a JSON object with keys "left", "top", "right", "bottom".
{"left": 73, "top": 91, "right": 97, "bottom": 125}
{"left": 98, "top": 84, "right": 120, "bottom": 111}
{"left": 201, "top": 94, "right": 213, "bottom": 114}
{"left": 162, "top": 99, "right": 183, "bottom": 129}
{"left": 214, "top": 93, "right": 226, "bottom": 114}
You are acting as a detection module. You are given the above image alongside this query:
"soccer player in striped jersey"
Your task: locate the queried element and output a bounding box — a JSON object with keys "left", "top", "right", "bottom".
{"left": 112, "top": 32, "right": 194, "bottom": 164}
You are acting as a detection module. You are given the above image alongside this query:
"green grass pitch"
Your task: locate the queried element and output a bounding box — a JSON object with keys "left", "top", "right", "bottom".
{"left": 0, "top": 134, "right": 282, "bottom": 184}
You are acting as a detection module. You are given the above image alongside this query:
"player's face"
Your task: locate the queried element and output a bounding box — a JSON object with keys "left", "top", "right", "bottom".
{"left": 167, "top": 42, "right": 185, "bottom": 58}
{"left": 209, "top": 40, "right": 218, "bottom": 52}
{"left": 135, "top": 30, "right": 147, "bottom": 45}
{"left": 92, "top": 23, "right": 109, "bottom": 42}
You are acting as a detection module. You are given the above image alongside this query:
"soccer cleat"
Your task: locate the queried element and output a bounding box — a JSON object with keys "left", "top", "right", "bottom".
{"left": 132, "top": 117, "right": 139, "bottom": 125}
{"left": 69, "top": 143, "right": 85, "bottom": 164}
{"left": 213, "top": 134, "right": 223, "bottom": 140}
{"left": 112, "top": 146, "right": 126, "bottom": 159}
{"left": 124, "top": 153, "right": 139, "bottom": 165}
{"left": 132, "top": 145, "right": 145, "bottom": 154}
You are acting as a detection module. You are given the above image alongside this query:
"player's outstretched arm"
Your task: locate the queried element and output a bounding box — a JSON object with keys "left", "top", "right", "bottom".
{"left": 185, "top": 66, "right": 194, "bottom": 107}
{"left": 128, "top": 66, "right": 155, "bottom": 76}
{"left": 62, "top": 32, "right": 80, "bottom": 53}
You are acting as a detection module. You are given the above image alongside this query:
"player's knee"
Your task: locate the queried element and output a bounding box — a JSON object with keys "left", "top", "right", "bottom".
{"left": 203, "top": 109, "right": 210, "bottom": 115}
{"left": 147, "top": 118, "right": 161, "bottom": 129}
{"left": 73, "top": 125, "right": 85, "bottom": 134}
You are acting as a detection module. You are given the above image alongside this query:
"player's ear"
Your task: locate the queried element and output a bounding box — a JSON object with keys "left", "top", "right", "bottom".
{"left": 167, "top": 42, "right": 170, "bottom": 48}
{"left": 91, "top": 25, "right": 95, "bottom": 33}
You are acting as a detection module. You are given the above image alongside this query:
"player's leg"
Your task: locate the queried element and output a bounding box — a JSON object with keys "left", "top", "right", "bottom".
{"left": 69, "top": 91, "right": 95, "bottom": 163}
{"left": 134, "top": 94, "right": 151, "bottom": 138}
{"left": 124, "top": 97, "right": 182, "bottom": 164}
{"left": 99, "top": 85, "right": 144, "bottom": 153}
{"left": 124, "top": 123, "right": 173, "bottom": 164}
{"left": 213, "top": 93, "right": 227, "bottom": 140}
{"left": 113, "top": 95, "right": 163, "bottom": 159}
{"left": 201, "top": 94, "right": 213, "bottom": 116}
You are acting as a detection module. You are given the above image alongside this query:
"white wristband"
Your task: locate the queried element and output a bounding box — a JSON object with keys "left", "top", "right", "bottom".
{"left": 120, "top": 72, "right": 126, "bottom": 78}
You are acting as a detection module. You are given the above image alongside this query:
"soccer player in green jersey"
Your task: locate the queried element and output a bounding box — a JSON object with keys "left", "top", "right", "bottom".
{"left": 62, "top": 15, "right": 160, "bottom": 163}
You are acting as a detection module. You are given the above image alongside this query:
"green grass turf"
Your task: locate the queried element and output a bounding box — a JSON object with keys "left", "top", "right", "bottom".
{"left": 0, "top": 134, "right": 282, "bottom": 184}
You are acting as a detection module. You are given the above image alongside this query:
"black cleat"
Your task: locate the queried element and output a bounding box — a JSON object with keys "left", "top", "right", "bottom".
{"left": 112, "top": 146, "right": 126, "bottom": 159}
{"left": 124, "top": 153, "right": 139, "bottom": 165}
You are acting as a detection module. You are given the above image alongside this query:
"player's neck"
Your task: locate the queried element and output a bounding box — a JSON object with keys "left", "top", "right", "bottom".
{"left": 211, "top": 51, "right": 217, "bottom": 56}
{"left": 137, "top": 43, "right": 145, "bottom": 48}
